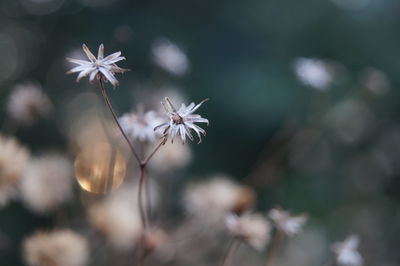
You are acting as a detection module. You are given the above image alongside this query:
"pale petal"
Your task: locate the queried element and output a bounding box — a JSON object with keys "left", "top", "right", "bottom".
{"left": 98, "top": 44, "right": 104, "bottom": 60}
{"left": 183, "top": 124, "right": 194, "bottom": 141}
{"left": 186, "top": 122, "right": 205, "bottom": 143}
{"left": 109, "top": 65, "right": 129, "bottom": 73}
{"left": 154, "top": 122, "right": 168, "bottom": 132}
{"left": 89, "top": 69, "right": 99, "bottom": 81}
{"left": 76, "top": 68, "right": 94, "bottom": 82}
{"left": 188, "top": 98, "right": 209, "bottom": 114}
{"left": 169, "top": 126, "right": 179, "bottom": 143}
{"left": 179, "top": 102, "right": 195, "bottom": 116}
{"left": 99, "top": 67, "right": 119, "bottom": 87}
{"left": 177, "top": 103, "right": 188, "bottom": 115}
{"left": 186, "top": 116, "right": 209, "bottom": 125}
{"left": 103, "top": 56, "right": 126, "bottom": 65}
{"left": 179, "top": 125, "right": 186, "bottom": 143}
{"left": 67, "top": 65, "right": 93, "bottom": 74}
{"left": 163, "top": 97, "right": 177, "bottom": 113}
{"left": 82, "top": 44, "right": 97, "bottom": 62}
{"left": 102, "top": 51, "right": 122, "bottom": 62}
{"left": 66, "top": 58, "right": 91, "bottom": 66}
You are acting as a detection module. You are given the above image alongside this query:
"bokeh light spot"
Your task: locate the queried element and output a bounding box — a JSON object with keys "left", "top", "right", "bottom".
{"left": 75, "top": 142, "right": 126, "bottom": 194}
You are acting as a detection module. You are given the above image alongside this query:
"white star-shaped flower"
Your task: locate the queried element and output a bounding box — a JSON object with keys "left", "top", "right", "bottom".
{"left": 332, "top": 235, "right": 363, "bottom": 266}
{"left": 66, "top": 44, "right": 128, "bottom": 87}
{"left": 268, "top": 208, "right": 307, "bottom": 236}
{"left": 155, "top": 97, "right": 209, "bottom": 144}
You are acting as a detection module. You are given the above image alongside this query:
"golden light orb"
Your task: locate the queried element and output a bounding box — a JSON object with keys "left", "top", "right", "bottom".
{"left": 74, "top": 142, "right": 126, "bottom": 194}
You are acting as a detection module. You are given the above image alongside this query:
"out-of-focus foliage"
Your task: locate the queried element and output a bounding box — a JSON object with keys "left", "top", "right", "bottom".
{"left": 0, "top": 0, "right": 400, "bottom": 265}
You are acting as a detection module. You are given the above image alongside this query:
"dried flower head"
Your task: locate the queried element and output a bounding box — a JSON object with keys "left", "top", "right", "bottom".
{"left": 66, "top": 44, "right": 128, "bottom": 87}
{"left": 151, "top": 38, "right": 189, "bottom": 76}
{"left": 155, "top": 97, "right": 209, "bottom": 144}
{"left": 332, "top": 235, "right": 363, "bottom": 266}
{"left": 225, "top": 212, "right": 271, "bottom": 250}
{"left": 7, "top": 83, "right": 52, "bottom": 126}
{"left": 183, "top": 176, "right": 254, "bottom": 221}
{"left": 268, "top": 207, "right": 307, "bottom": 236}
{"left": 0, "top": 134, "right": 30, "bottom": 207}
{"left": 119, "top": 107, "right": 165, "bottom": 143}
{"left": 23, "top": 229, "right": 89, "bottom": 266}
{"left": 20, "top": 154, "right": 73, "bottom": 213}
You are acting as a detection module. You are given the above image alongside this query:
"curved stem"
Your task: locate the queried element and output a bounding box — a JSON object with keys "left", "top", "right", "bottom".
{"left": 98, "top": 79, "right": 141, "bottom": 164}
{"left": 142, "top": 138, "right": 166, "bottom": 165}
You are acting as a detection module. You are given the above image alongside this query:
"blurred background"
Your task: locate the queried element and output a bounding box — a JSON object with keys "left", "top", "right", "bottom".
{"left": 0, "top": 0, "right": 400, "bottom": 265}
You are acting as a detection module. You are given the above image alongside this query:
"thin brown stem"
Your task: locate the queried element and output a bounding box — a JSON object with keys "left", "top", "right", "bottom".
{"left": 97, "top": 78, "right": 167, "bottom": 266}
{"left": 221, "top": 238, "right": 241, "bottom": 266}
{"left": 138, "top": 165, "right": 148, "bottom": 230}
{"left": 142, "top": 138, "right": 166, "bottom": 165}
{"left": 265, "top": 230, "right": 285, "bottom": 266}
{"left": 98, "top": 79, "right": 141, "bottom": 164}
{"left": 137, "top": 138, "right": 166, "bottom": 230}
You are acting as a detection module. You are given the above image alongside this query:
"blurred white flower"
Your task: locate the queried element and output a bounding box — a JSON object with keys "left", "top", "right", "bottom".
{"left": 89, "top": 199, "right": 141, "bottom": 250}
{"left": 225, "top": 212, "right": 271, "bottom": 250}
{"left": 293, "top": 57, "right": 335, "bottom": 91}
{"left": 151, "top": 38, "right": 189, "bottom": 76}
{"left": 119, "top": 107, "right": 165, "bottom": 143}
{"left": 332, "top": 235, "right": 363, "bottom": 266}
{"left": 148, "top": 140, "right": 192, "bottom": 172}
{"left": 0, "top": 134, "right": 30, "bottom": 207}
{"left": 23, "top": 229, "right": 88, "bottom": 266}
{"left": 268, "top": 208, "right": 307, "bottom": 236}
{"left": 7, "top": 83, "right": 52, "bottom": 126}
{"left": 360, "top": 67, "right": 390, "bottom": 95}
{"left": 20, "top": 154, "right": 73, "bottom": 213}
{"left": 66, "top": 44, "right": 128, "bottom": 87}
{"left": 325, "top": 99, "right": 374, "bottom": 143}
{"left": 88, "top": 183, "right": 158, "bottom": 250}
{"left": 183, "top": 176, "right": 255, "bottom": 222}
{"left": 155, "top": 97, "right": 209, "bottom": 144}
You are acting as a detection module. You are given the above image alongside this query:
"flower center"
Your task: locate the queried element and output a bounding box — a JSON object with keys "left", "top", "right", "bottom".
{"left": 171, "top": 113, "right": 184, "bottom": 125}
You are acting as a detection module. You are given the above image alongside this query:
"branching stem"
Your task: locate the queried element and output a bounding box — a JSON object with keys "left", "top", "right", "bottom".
{"left": 97, "top": 79, "right": 167, "bottom": 266}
